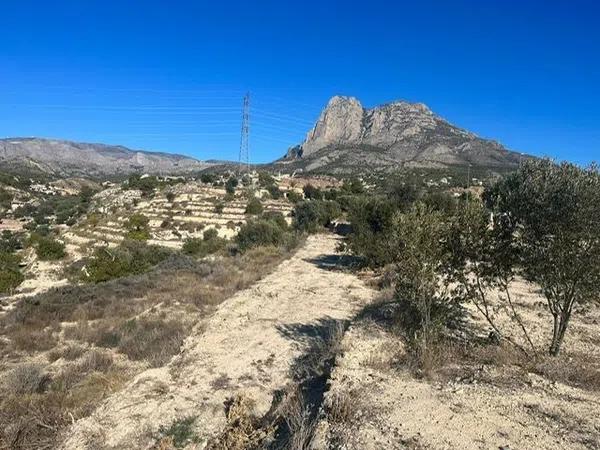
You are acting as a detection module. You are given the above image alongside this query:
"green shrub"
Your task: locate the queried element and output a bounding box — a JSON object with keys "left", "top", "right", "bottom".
{"left": 423, "top": 191, "right": 458, "bottom": 215}
{"left": 0, "top": 188, "right": 13, "bottom": 210}
{"left": 387, "top": 179, "right": 421, "bottom": 211}
{"left": 389, "top": 204, "right": 457, "bottom": 362}
{"left": 258, "top": 172, "right": 276, "bottom": 187}
{"left": 125, "top": 213, "right": 150, "bottom": 241}
{"left": 245, "top": 197, "right": 263, "bottom": 215}
{"left": 214, "top": 202, "right": 225, "bottom": 214}
{"left": 345, "top": 196, "right": 399, "bottom": 267}
{"left": 225, "top": 177, "right": 238, "bottom": 195}
{"left": 0, "top": 247, "right": 24, "bottom": 293}
{"left": 262, "top": 211, "right": 288, "bottom": 230}
{"left": 303, "top": 184, "right": 323, "bottom": 200}
{"left": 83, "top": 240, "right": 170, "bottom": 283}
{"left": 125, "top": 174, "right": 158, "bottom": 196}
{"left": 0, "top": 251, "right": 24, "bottom": 294}
{"left": 236, "top": 219, "right": 287, "bottom": 252}
{"left": 292, "top": 200, "right": 341, "bottom": 233}
{"left": 0, "top": 231, "right": 23, "bottom": 253}
{"left": 286, "top": 191, "right": 303, "bottom": 204}
{"left": 200, "top": 173, "right": 216, "bottom": 184}
{"left": 35, "top": 237, "right": 66, "bottom": 261}
{"left": 342, "top": 178, "right": 365, "bottom": 194}
{"left": 266, "top": 184, "right": 282, "bottom": 199}
{"left": 182, "top": 229, "right": 225, "bottom": 257}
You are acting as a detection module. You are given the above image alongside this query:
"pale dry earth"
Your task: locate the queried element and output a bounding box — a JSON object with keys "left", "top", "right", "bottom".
{"left": 62, "top": 233, "right": 375, "bottom": 449}
{"left": 316, "top": 280, "right": 600, "bottom": 450}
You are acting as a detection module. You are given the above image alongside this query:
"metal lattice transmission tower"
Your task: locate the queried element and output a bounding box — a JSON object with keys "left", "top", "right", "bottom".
{"left": 238, "top": 92, "right": 250, "bottom": 174}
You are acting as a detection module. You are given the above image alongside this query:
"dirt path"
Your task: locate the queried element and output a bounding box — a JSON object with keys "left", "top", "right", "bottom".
{"left": 62, "top": 234, "right": 375, "bottom": 449}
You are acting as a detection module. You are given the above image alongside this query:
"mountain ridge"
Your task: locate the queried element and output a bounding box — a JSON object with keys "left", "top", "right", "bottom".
{"left": 277, "top": 95, "right": 524, "bottom": 174}
{"left": 0, "top": 137, "right": 211, "bottom": 177}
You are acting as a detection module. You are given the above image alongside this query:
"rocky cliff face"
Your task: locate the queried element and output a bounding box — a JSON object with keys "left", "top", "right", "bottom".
{"left": 0, "top": 138, "right": 211, "bottom": 177}
{"left": 281, "top": 96, "right": 523, "bottom": 173}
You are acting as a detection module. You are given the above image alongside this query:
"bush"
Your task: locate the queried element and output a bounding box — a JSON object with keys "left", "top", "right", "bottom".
{"left": 83, "top": 240, "right": 171, "bottom": 283}
{"left": 258, "top": 172, "right": 275, "bottom": 187}
{"left": 182, "top": 229, "right": 225, "bottom": 257}
{"left": 0, "top": 231, "right": 23, "bottom": 253}
{"left": 390, "top": 205, "right": 457, "bottom": 363}
{"left": 0, "top": 188, "right": 13, "bottom": 210}
{"left": 214, "top": 202, "right": 225, "bottom": 214}
{"left": 303, "top": 184, "right": 323, "bottom": 200}
{"left": 0, "top": 266, "right": 24, "bottom": 294}
{"left": 166, "top": 192, "right": 176, "bottom": 202}
{"left": 342, "top": 178, "right": 365, "bottom": 194}
{"left": 225, "top": 177, "right": 238, "bottom": 195}
{"left": 236, "top": 219, "right": 288, "bottom": 252}
{"left": 266, "top": 184, "right": 282, "bottom": 199}
{"left": 387, "top": 179, "right": 421, "bottom": 211}
{"left": 423, "top": 191, "right": 458, "bottom": 215}
{"left": 2, "top": 364, "right": 49, "bottom": 395}
{"left": 286, "top": 191, "right": 303, "bottom": 204}
{"left": 125, "top": 213, "right": 150, "bottom": 241}
{"left": 245, "top": 197, "right": 263, "bottom": 215}
{"left": 200, "top": 173, "right": 216, "bottom": 184}
{"left": 126, "top": 174, "right": 158, "bottom": 196}
{"left": 262, "top": 211, "right": 288, "bottom": 230}
{"left": 35, "top": 237, "right": 66, "bottom": 261}
{"left": 292, "top": 200, "right": 341, "bottom": 233}
{"left": 345, "top": 196, "right": 399, "bottom": 267}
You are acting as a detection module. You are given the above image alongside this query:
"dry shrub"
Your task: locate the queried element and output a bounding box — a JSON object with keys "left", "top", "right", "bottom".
{"left": 65, "top": 371, "right": 128, "bottom": 416}
{"left": 117, "top": 317, "right": 187, "bottom": 367}
{"left": 64, "top": 320, "right": 123, "bottom": 348}
{"left": 0, "top": 392, "right": 70, "bottom": 450}
{"left": 1, "top": 363, "right": 50, "bottom": 395}
{"left": 51, "top": 351, "right": 115, "bottom": 393}
{"left": 9, "top": 326, "right": 58, "bottom": 353}
{"left": 207, "top": 394, "right": 274, "bottom": 450}
{"left": 78, "top": 349, "right": 114, "bottom": 373}
{"left": 47, "top": 343, "right": 87, "bottom": 362}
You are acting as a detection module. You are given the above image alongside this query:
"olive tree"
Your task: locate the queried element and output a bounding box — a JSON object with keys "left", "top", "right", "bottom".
{"left": 388, "top": 204, "right": 455, "bottom": 359}
{"left": 446, "top": 197, "right": 535, "bottom": 354}
{"left": 486, "top": 159, "right": 600, "bottom": 356}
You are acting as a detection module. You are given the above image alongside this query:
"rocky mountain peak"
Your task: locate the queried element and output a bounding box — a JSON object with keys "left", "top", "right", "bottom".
{"left": 279, "top": 95, "right": 523, "bottom": 173}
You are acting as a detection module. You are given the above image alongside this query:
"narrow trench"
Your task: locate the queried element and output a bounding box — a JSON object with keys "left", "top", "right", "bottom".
{"left": 267, "top": 318, "right": 348, "bottom": 450}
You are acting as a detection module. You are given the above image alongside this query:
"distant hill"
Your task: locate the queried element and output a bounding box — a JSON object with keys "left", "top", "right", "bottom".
{"left": 273, "top": 96, "right": 528, "bottom": 174}
{"left": 0, "top": 138, "right": 212, "bottom": 178}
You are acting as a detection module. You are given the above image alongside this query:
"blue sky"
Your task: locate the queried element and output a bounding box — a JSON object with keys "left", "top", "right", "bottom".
{"left": 1, "top": 0, "right": 598, "bottom": 164}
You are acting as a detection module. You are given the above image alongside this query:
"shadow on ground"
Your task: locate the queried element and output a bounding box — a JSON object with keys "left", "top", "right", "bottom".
{"left": 303, "top": 253, "right": 362, "bottom": 272}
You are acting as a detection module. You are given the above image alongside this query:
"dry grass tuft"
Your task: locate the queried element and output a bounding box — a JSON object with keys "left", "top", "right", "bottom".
{"left": 326, "top": 390, "right": 358, "bottom": 426}
{"left": 207, "top": 395, "right": 274, "bottom": 450}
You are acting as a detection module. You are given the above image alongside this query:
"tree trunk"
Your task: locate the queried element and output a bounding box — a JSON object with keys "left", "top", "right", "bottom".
{"left": 549, "top": 309, "right": 571, "bottom": 356}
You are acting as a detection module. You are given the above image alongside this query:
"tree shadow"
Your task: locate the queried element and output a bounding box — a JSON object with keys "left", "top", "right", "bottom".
{"left": 303, "top": 253, "right": 362, "bottom": 272}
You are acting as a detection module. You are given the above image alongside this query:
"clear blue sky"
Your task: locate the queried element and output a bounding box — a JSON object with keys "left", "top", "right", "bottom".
{"left": 1, "top": 0, "right": 598, "bottom": 164}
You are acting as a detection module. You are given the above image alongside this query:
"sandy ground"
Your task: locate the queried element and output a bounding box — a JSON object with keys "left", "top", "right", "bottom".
{"left": 315, "top": 279, "right": 600, "bottom": 450}
{"left": 62, "top": 234, "right": 376, "bottom": 449}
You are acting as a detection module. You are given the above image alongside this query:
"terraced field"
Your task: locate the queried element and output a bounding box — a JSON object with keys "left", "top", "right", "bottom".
{"left": 63, "top": 183, "right": 294, "bottom": 251}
